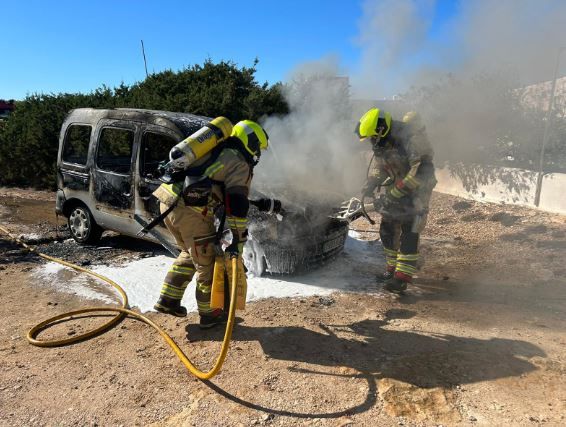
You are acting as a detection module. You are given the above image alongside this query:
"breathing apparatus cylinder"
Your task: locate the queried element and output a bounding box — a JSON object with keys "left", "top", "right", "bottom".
{"left": 168, "top": 116, "right": 233, "bottom": 171}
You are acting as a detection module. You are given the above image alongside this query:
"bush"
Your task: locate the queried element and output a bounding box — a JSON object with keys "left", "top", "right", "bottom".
{"left": 0, "top": 60, "right": 288, "bottom": 189}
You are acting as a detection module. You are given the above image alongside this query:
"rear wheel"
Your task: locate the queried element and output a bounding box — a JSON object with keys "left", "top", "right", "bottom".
{"left": 68, "top": 205, "right": 103, "bottom": 244}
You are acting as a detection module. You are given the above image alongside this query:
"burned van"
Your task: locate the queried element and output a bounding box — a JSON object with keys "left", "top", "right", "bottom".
{"left": 56, "top": 108, "right": 209, "bottom": 245}
{"left": 56, "top": 108, "right": 349, "bottom": 274}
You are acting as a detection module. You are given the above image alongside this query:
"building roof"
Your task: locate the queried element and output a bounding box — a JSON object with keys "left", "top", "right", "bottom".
{"left": 0, "top": 100, "right": 15, "bottom": 110}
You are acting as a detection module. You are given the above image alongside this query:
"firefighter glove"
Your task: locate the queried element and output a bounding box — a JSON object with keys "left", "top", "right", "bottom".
{"left": 362, "top": 176, "right": 380, "bottom": 198}
{"left": 225, "top": 232, "right": 246, "bottom": 258}
{"left": 225, "top": 241, "right": 245, "bottom": 258}
{"left": 373, "top": 194, "right": 387, "bottom": 212}
{"left": 251, "top": 198, "right": 283, "bottom": 214}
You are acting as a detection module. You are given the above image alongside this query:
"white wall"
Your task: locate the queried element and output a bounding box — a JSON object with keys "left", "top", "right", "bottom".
{"left": 434, "top": 164, "right": 566, "bottom": 215}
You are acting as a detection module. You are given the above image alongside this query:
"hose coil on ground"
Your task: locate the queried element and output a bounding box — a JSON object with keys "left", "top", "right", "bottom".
{"left": 0, "top": 224, "right": 237, "bottom": 380}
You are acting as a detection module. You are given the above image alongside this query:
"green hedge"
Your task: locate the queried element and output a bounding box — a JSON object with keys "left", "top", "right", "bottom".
{"left": 0, "top": 60, "right": 288, "bottom": 189}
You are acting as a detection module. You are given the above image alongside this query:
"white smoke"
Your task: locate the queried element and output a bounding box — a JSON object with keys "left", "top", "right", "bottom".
{"left": 352, "top": 0, "right": 435, "bottom": 98}
{"left": 256, "top": 57, "right": 367, "bottom": 199}
{"left": 256, "top": 0, "right": 566, "bottom": 200}
{"left": 353, "top": 0, "right": 566, "bottom": 96}
{"left": 351, "top": 0, "right": 566, "bottom": 165}
{"left": 457, "top": 0, "right": 566, "bottom": 84}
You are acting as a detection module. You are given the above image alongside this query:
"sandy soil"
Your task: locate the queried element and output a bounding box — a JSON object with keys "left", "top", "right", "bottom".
{"left": 0, "top": 188, "right": 565, "bottom": 426}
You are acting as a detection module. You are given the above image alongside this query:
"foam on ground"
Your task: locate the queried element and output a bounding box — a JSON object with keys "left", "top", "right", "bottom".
{"left": 34, "top": 232, "right": 384, "bottom": 313}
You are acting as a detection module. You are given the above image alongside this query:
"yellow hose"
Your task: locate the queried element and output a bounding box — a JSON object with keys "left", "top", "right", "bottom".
{"left": 0, "top": 224, "right": 237, "bottom": 380}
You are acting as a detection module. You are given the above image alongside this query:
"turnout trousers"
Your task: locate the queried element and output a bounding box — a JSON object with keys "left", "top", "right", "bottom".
{"left": 379, "top": 213, "right": 427, "bottom": 284}
{"left": 157, "top": 201, "right": 217, "bottom": 315}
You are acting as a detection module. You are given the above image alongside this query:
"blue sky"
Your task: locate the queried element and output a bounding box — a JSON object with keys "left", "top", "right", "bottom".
{"left": 0, "top": 0, "right": 459, "bottom": 100}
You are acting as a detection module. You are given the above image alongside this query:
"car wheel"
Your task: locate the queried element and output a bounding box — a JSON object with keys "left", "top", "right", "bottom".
{"left": 68, "top": 205, "right": 103, "bottom": 244}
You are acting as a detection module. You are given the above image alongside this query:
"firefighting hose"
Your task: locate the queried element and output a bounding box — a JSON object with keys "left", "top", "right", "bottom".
{"left": 0, "top": 224, "right": 238, "bottom": 381}
{"left": 335, "top": 196, "right": 426, "bottom": 232}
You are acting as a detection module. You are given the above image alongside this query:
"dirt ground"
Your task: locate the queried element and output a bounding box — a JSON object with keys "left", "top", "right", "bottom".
{"left": 0, "top": 187, "right": 565, "bottom": 426}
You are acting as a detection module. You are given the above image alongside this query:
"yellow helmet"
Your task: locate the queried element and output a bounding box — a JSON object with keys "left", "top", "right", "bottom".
{"left": 355, "top": 108, "right": 392, "bottom": 141}
{"left": 402, "top": 111, "right": 424, "bottom": 130}
{"left": 231, "top": 120, "right": 269, "bottom": 157}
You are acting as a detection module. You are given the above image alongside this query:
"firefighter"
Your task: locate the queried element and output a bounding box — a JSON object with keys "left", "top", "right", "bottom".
{"left": 152, "top": 120, "right": 270, "bottom": 328}
{"left": 355, "top": 109, "right": 436, "bottom": 293}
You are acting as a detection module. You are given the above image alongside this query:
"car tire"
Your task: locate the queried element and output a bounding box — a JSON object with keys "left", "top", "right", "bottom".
{"left": 68, "top": 204, "right": 103, "bottom": 244}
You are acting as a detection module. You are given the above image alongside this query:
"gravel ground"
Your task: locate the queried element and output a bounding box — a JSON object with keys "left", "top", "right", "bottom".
{"left": 0, "top": 188, "right": 565, "bottom": 426}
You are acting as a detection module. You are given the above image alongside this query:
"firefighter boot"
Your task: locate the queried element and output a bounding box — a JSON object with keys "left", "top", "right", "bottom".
{"left": 154, "top": 296, "right": 188, "bottom": 317}
{"left": 377, "top": 266, "right": 395, "bottom": 283}
{"left": 386, "top": 252, "right": 417, "bottom": 294}
{"left": 384, "top": 277, "right": 408, "bottom": 294}
{"left": 380, "top": 248, "right": 398, "bottom": 283}
{"left": 199, "top": 308, "right": 228, "bottom": 329}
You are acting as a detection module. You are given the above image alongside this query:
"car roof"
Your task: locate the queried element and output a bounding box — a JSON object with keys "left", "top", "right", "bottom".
{"left": 65, "top": 108, "right": 211, "bottom": 137}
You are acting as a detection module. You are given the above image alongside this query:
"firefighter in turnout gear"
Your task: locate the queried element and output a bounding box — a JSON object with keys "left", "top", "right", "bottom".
{"left": 152, "top": 119, "right": 269, "bottom": 328}
{"left": 355, "top": 108, "right": 436, "bottom": 293}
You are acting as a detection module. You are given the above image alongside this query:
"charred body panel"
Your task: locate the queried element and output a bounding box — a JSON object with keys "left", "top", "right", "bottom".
{"left": 60, "top": 169, "right": 89, "bottom": 192}
{"left": 93, "top": 172, "right": 133, "bottom": 211}
{"left": 245, "top": 188, "right": 350, "bottom": 275}
{"left": 246, "top": 216, "right": 349, "bottom": 275}
{"left": 138, "top": 178, "right": 161, "bottom": 217}
{"left": 91, "top": 119, "right": 137, "bottom": 214}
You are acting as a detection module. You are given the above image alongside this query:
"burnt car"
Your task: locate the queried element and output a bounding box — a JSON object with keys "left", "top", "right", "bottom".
{"left": 56, "top": 108, "right": 349, "bottom": 274}
{"left": 244, "top": 186, "right": 350, "bottom": 275}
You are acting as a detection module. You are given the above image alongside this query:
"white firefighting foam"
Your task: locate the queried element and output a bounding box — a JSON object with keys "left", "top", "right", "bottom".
{"left": 34, "top": 232, "right": 384, "bottom": 313}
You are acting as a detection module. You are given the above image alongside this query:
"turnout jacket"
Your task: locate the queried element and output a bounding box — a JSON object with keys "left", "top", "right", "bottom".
{"left": 366, "top": 121, "right": 436, "bottom": 209}
{"left": 153, "top": 147, "right": 253, "bottom": 243}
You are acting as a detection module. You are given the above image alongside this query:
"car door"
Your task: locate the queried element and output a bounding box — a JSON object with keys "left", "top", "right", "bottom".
{"left": 92, "top": 119, "right": 139, "bottom": 234}
{"left": 135, "top": 124, "right": 181, "bottom": 221}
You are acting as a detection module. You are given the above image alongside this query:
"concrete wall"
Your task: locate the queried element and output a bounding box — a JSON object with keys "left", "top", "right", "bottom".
{"left": 520, "top": 75, "right": 566, "bottom": 116}
{"left": 434, "top": 164, "right": 566, "bottom": 215}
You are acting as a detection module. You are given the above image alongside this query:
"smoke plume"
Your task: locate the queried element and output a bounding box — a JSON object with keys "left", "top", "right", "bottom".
{"left": 353, "top": 0, "right": 566, "bottom": 167}
{"left": 256, "top": 57, "right": 367, "bottom": 200}
{"left": 256, "top": 0, "right": 566, "bottom": 202}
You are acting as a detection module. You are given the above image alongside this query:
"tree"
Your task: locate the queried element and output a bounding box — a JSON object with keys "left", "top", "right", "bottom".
{"left": 402, "top": 72, "right": 566, "bottom": 172}
{"left": 127, "top": 60, "right": 288, "bottom": 121}
{"left": 399, "top": 72, "right": 566, "bottom": 197}
{"left": 0, "top": 60, "right": 288, "bottom": 189}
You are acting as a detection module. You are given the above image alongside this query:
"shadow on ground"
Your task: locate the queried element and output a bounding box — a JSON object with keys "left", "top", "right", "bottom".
{"left": 403, "top": 277, "right": 566, "bottom": 323}
{"left": 187, "top": 308, "right": 544, "bottom": 418}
